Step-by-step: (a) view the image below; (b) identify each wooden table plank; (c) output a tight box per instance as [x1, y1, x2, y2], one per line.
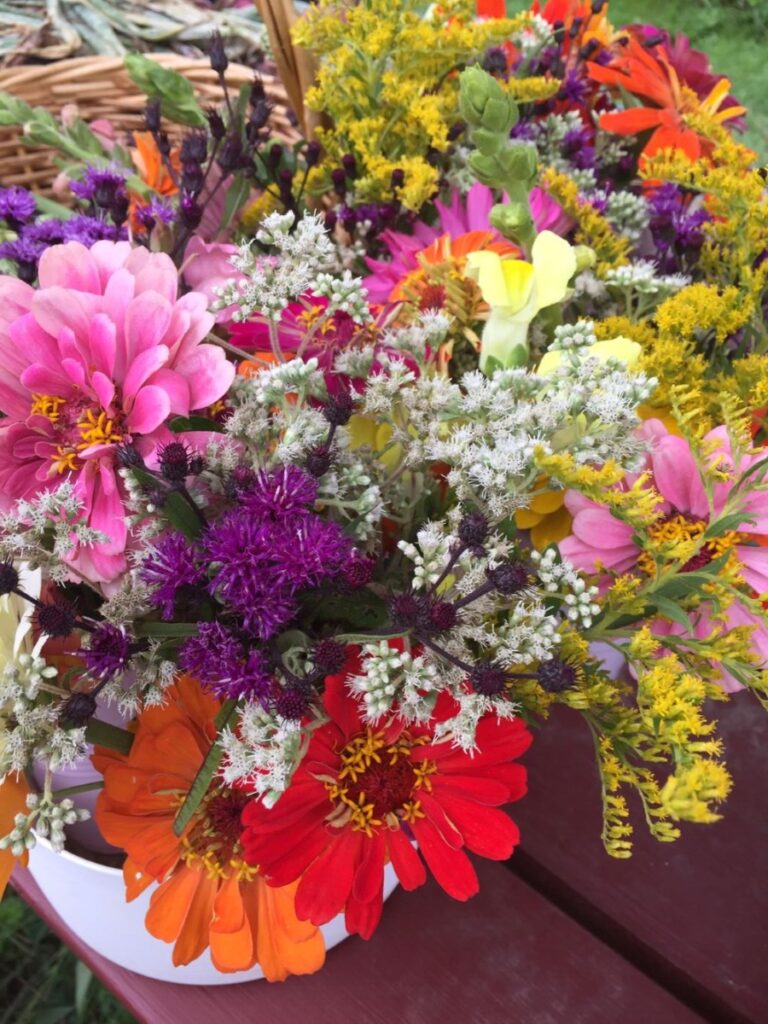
[511, 696, 768, 1024]
[13, 857, 703, 1024]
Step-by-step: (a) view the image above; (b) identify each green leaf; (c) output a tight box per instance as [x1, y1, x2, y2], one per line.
[703, 512, 754, 539]
[173, 700, 237, 837]
[134, 621, 199, 638]
[84, 718, 134, 755]
[168, 415, 226, 434]
[306, 591, 389, 630]
[654, 571, 721, 600]
[219, 173, 252, 233]
[164, 490, 206, 540]
[649, 596, 692, 631]
[74, 962, 93, 1022]
[124, 54, 207, 127]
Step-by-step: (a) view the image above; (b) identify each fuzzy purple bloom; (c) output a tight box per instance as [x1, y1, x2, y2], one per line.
[647, 183, 710, 273]
[70, 166, 128, 208]
[83, 623, 133, 679]
[0, 186, 36, 228]
[238, 465, 318, 519]
[202, 505, 351, 640]
[179, 623, 274, 701]
[134, 197, 176, 231]
[140, 533, 206, 619]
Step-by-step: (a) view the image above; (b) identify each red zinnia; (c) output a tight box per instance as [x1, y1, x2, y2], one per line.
[241, 652, 531, 939]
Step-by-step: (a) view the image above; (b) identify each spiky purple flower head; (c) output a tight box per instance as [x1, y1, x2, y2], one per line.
[141, 533, 206, 619]
[179, 622, 273, 701]
[0, 186, 36, 229]
[83, 623, 134, 679]
[238, 465, 318, 519]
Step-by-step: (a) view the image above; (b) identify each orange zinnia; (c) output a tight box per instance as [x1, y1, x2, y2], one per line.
[391, 229, 517, 305]
[93, 675, 325, 978]
[587, 38, 745, 161]
[0, 774, 30, 898]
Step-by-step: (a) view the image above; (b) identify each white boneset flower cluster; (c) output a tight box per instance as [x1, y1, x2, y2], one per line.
[532, 547, 602, 629]
[549, 319, 599, 352]
[0, 793, 90, 856]
[347, 642, 442, 724]
[0, 485, 108, 584]
[313, 269, 372, 324]
[398, 524, 454, 589]
[220, 705, 304, 803]
[513, 12, 554, 56]
[376, 360, 654, 519]
[604, 260, 690, 297]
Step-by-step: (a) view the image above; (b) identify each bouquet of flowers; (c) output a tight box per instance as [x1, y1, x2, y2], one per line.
[0, 0, 766, 981]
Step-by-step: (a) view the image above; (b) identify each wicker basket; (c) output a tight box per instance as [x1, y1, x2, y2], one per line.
[0, 54, 299, 197]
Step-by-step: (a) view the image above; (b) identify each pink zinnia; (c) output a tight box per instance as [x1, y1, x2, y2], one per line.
[0, 240, 235, 584]
[560, 420, 768, 691]
[364, 183, 574, 304]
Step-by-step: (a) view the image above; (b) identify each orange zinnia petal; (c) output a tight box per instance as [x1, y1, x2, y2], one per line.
[124, 857, 155, 901]
[209, 874, 255, 973]
[146, 866, 202, 943]
[599, 107, 665, 136]
[172, 870, 218, 967]
[0, 775, 30, 897]
[253, 880, 325, 982]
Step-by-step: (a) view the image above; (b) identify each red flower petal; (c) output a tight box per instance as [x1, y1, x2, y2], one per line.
[410, 818, 479, 901]
[387, 829, 427, 891]
[322, 669, 364, 738]
[295, 831, 363, 925]
[352, 830, 385, 905]
[345, 886, 384, 940]
[437, 794, 521, 860]
[430, 774, 511, 805]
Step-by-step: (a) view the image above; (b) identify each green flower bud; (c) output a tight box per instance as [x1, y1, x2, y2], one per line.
[573, 245, 597, 272]
[459, 66, 518, 135]
[489, 202, 534, 239]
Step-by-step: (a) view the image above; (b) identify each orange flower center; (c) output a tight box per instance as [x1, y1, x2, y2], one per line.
[637, 512, 741, 575]
[182, 787, 255, 881]
[324, 730, 436, 836]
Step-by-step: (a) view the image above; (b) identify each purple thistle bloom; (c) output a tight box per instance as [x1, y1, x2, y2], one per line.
[140, 533, 206, 619]
[83, 623, 133, 679]
[70, 165, 128, 207]
[203, 505, 351, 639]
[134, 197, 176, 231]
[238, 465, 318, 519]
[647, 183, 710, 273]
[558, 71, 589, 106]
[179, 623, 273, 701]
[0, 186, 36, 229]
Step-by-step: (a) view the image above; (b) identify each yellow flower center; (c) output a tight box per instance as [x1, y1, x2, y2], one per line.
[181, 787, 256, 882]
[29, 395, 125, 475]
[323, 729, 436, 836]
[638, 512, 741, 576]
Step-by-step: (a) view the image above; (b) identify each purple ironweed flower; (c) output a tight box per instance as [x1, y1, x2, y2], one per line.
[83, 623, 134, 679]
[561, 126, 596, 171]
[238, 465, 318, 519]
[140, 533, 206, 619]
[179, 623, 273, 701]
[70, 165, 128, 209]
[63, 215, 126, 245]
[202, 506, 351, 639]
[557, 70, 589, 106]
[647, 183, 710, 273]
[135, 197, 176, 231]
[0, 186, 36, 229]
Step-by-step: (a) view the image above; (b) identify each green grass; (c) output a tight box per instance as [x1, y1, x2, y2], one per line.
[0, 890, 136, 1024]
[608, 0, 768, 159]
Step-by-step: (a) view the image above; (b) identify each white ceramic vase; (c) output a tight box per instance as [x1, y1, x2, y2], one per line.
[28, 837, 400, 985]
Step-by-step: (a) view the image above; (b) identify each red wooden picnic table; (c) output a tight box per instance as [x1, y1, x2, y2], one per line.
[12, 695, 767, 1024]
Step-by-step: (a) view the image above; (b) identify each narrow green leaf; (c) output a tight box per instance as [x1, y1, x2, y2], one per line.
[219, 173, 252, 233]
[168, 415, 226, 434]
[649, 596, 693, 631]
[703, 512, 754, 539]
[85, 718, 134, 755]
[134, 621, 199, 638]
[163, 490, 206, 539]
[74, 962, 93, 1021]
[124, 54, 207, 127]
[173, 700, 237, 837]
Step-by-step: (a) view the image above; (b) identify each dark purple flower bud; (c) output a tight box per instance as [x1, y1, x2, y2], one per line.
[429, 601, 457, 634]
[111, 193, 129, 227]
[458, 511, 488, 549]
[0, 562, 19, 596]
[181, 162, 205, 194]
[144, 98, 162, 133]
[83, 623, 134, 679]
[59, 691, 98, 727]
[487, 561, 530, 596]
[248, 101, 271, 136]
[158, 441, 192, 483]
[331, 168, 347, 194]
[115, 444, 145, 469]
[322, 389, 355, 427]
[324, 209, 338, 233]
[37, 601, 77, 638]
[178, 194, 203, 230]
[447, 121, 465, 142]
[341, 153, 357, 176]
[390, 168, 405, 189]
[340, 208, 357, 234]
[313, 638, 347, 675]
[208, 30, 229, 74]
[471, 662, 508, 696]
[305, 140, 321, 168]
[273, 683, 312, 721]
[156, 132, 171, 157]
[341, 553, 376, 590]
[181, 132, 208, 164]
[305, 445, 333, 478]
[207, 108, 226, 140]
[537, 658, 577, 693]
[249, 77, 266, 107]
[481, 47, 508, 77]
[268, 143, 284, 169]
[218, 133, 245, 173]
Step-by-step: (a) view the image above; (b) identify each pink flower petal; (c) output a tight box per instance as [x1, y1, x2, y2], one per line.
[124, 293, 173, 363]
[126, 385, 171, 434]
[737, 545, 768, 595]
[88, 313, 117, 377]
[650, 435, 707, 516]
[572, 508, 634, 548]
[123, 344, 170, 401]
[91, 371, 115, 411]
[37, 242, 100, 291]
[145, 369, 190, 416]
[174, 344, 235, 410]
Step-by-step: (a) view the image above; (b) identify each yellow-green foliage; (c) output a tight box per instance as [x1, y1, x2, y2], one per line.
[293, 0, 532, 210]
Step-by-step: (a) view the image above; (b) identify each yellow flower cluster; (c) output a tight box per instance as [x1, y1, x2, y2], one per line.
[293, 0, 532, 210]
[538, 166, 631, 271]
[535, 452, 659, 528]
